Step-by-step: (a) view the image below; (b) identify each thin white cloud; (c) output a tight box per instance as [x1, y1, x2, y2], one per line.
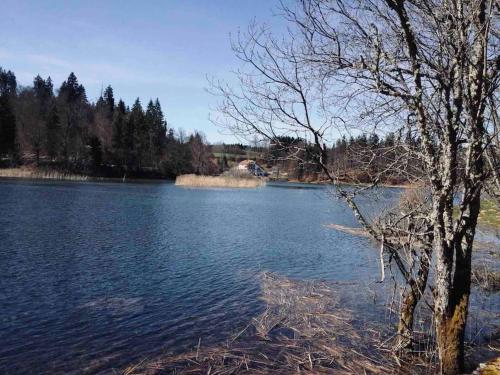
[27, 54, 73, 69]
[22, 53, 205, 89]
[0, 47, 13, 61]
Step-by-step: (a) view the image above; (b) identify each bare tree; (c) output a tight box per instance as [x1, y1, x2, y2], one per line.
[211, 16, 431, 357]
[189, 131, 215, 175]
[211, 1, 499, 373]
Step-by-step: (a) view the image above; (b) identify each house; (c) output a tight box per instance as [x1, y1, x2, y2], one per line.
[238, 160, 267, 177]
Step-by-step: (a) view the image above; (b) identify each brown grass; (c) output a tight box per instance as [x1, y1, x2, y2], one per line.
[124, 272, 432, 375]
[324, 223, 370, 237]
[472, 357, 500, 374]
[472, 265, 500, 293]
[175, 174, 265, 188]
[0, 167, 89, 181]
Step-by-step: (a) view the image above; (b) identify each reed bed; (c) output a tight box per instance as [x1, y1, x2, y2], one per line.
[0, 167, 89, 181]
[125, 272, 431, 374]
[175, 174, 265, 188]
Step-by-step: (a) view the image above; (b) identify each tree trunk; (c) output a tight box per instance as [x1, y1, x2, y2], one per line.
[397, 287, 418, 350]
[396, 246, 431, 350]
[436, 295, 469, 375]
[435, 194, 479, 374]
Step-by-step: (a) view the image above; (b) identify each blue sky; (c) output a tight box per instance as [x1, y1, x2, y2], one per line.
[0, 0, 285, 143]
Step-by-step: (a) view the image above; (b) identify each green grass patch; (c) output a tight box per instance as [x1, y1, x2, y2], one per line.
[452, 200, 500, 229]
[478, 200, 500, 228]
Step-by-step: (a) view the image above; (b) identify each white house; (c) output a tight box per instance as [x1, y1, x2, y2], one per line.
[238, 160, 267, 176]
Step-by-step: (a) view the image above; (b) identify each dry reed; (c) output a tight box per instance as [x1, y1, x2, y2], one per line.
[324, 223, 370, 238]
[0, 167, 89, 181]
[175, 174, 265, 188]
[124, 272, 431, 374]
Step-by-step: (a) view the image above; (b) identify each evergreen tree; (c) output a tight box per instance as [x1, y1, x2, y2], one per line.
[112, 99, 127, 167]
[0, 67, 208, 177]
[103, 86, 114, 120]
[32, 75, 55, 162]
[33, 75, 54, 109]
[0, 68, 18, 158]
[0, 67, 17, 95]
[145, 100, 156, 167]
[59, 72, 86, 103]
[0, 95, 17, 157]
[144, 98, 167, 168]
[58, 72, 88, 163]
[152, 99, 167, 164]
[124, 98, 144, 170]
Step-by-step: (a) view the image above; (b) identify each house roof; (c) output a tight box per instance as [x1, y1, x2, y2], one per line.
[238, 160, 255, 166]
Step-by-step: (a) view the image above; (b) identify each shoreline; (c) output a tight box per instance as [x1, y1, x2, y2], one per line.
[0, 167, 173, 184]
[0, 167, 414, 188]
[273, 178, 415, 189]
[0, 171, 173, 184]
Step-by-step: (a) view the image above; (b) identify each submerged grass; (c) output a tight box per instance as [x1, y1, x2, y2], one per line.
[124, 272, 432, 375]
[175, 174, 266, 188]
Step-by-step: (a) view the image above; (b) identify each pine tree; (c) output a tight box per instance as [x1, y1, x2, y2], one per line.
[58, 72, 88, 163]
[144, 98, 167, 168]
[112, 99, 127, 167]
[103, 86, 114, 120]
[0, 68, 18, 159]
[124, 98, 144, 170]
[145, 100, 156, 167]
[0, 95, 17, 157]
[32, 75, 55, 162]
[152, 99, 167, 166]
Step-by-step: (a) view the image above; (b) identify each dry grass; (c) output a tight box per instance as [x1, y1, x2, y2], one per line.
[324, 223, 370, 238]
[0, 167, 89, 181]
[472, 265, 500, 293]
[175, 174, 265, 188]
[472, 357, 500, 374]
[124, 272, 431, 375]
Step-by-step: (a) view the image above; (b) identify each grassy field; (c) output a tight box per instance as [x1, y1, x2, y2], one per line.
[175, 174, 265, 188]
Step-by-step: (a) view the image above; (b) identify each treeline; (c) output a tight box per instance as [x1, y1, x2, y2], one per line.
[0, 67, 217, 178]
[259, 133, 417, 183]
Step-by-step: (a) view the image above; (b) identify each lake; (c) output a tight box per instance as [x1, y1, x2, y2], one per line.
[0, 180, 496, 374]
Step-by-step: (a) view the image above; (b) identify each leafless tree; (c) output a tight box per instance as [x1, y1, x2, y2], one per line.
[211, 1, 499, 373]
[211, 15, 431, 358]
[189, 131, 217, 175]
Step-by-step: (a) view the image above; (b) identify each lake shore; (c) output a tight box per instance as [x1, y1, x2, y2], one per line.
[277, 178, 415, 189]
[0, 167, 416, 189]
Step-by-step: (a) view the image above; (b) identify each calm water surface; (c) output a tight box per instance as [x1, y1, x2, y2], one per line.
[0, 180, 495, 374]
